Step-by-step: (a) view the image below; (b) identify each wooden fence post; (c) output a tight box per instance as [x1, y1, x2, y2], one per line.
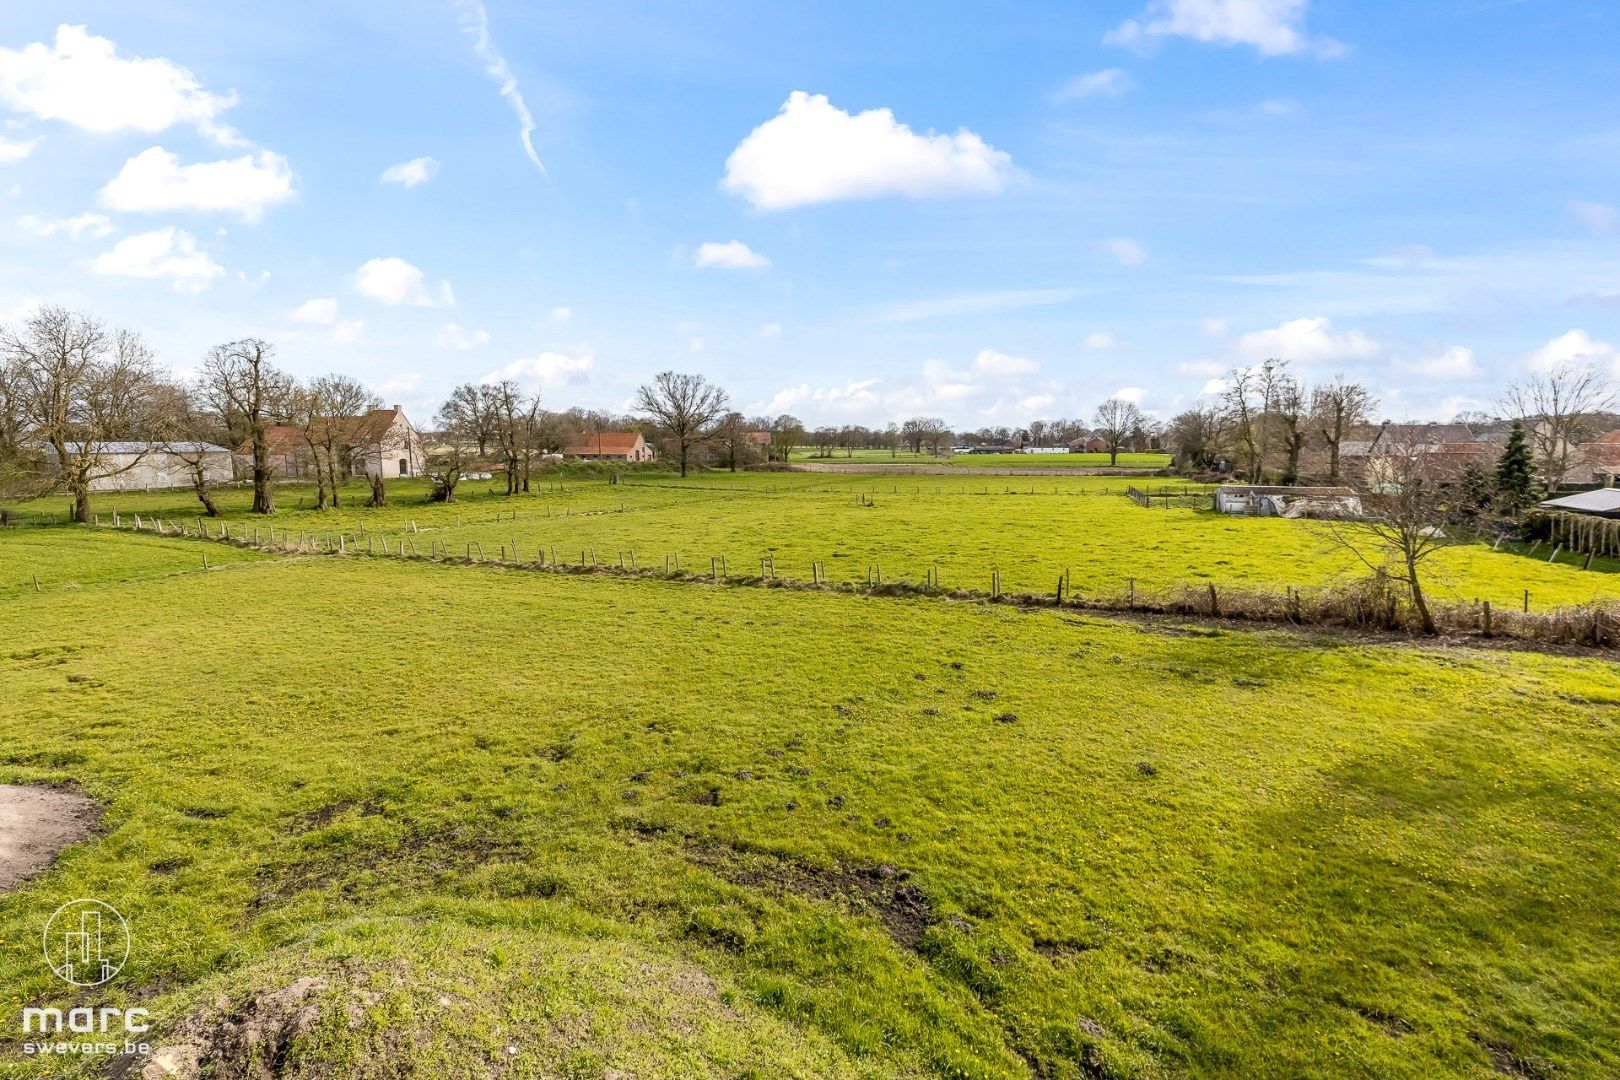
[1482, 600, 1493, 637]
[1208, 583, 1219, 618]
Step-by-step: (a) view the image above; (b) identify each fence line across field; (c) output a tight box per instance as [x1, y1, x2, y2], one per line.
[12, 513, 1616, 645]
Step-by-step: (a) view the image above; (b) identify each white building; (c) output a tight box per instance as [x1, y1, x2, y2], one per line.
[47, 442, 234, 492]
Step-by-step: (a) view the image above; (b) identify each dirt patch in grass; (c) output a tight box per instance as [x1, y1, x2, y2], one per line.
[682, 841, 934, 951]
[0, 783, 100, 892]
[114, 976, 357, 1080]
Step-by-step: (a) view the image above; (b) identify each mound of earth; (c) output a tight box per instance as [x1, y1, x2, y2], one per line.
[0, 783, 100, 891]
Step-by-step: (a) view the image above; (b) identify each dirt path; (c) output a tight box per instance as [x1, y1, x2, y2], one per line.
[0, 784, 100, 892]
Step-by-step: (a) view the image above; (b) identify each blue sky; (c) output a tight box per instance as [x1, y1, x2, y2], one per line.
[2, 0, 1618, 429]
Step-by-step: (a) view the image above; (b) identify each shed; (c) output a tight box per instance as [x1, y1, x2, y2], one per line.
[1536, 488, 1620, 519]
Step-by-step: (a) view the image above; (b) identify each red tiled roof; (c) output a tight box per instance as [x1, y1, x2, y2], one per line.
[563, 432, 644, 456]
[235, 408, 408, 456]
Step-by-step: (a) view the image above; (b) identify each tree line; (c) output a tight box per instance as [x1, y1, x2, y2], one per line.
[4, 304, 1616, 523]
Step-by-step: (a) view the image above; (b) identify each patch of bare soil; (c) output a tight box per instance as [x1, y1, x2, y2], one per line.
[0, 783, 100, 892]
[681, 841, 934, 950]
[112, 977, 341, 1080]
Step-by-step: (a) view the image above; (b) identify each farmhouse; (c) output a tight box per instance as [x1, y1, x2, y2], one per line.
[241, 406, 425, 480]
[45, 442, 233, 491]
[1214, 485, 1362, 518]
[563, 432, 655, 462]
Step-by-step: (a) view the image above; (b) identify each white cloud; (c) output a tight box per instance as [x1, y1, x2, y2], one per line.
[759, 322, 783, 339]
[1400, 345, 1481, 379]
[694, 240, 771, 270]
[289, 297, 337, 325]
[1052, 68, 1135, 103]
[454, 1, 544, 175]
[689, 337, 706, 353]
[550, 306, 572, 325]
[90, 226, 223, 292]
[436, 322, 490, 350]
[878, 287, 1078, 323]
[353, 257, 453, 307]
[972, 348, 1039, 376]
[0, 25, 241, 143]
[1201, 316, 1231, 337]
[1236, 316, 1379, 363]
[379, 373, 423, 398]
[1019, 393, 1057, 412]
[483, 348, 593, 387]
[752, 378, 882, 417]
[381, 156, 440, 187]
[1568, 199, 1618, 234]
[723, 91, 1018, 210]
[1084, 331, 1123, 351]
[330, 320, 364, 345]
[1200, 377, 1230, 397]
[98, 146, 295, 222]
[1113, 386, 1148, 405]
[0, 136, 40, 164]
[1105, 237, 1147, 266]
[1524, 329, 1620, 374]
[1177, 359, 1225, 376]
[1105, 0, 1342, 58]
[18, 211, 114, 239]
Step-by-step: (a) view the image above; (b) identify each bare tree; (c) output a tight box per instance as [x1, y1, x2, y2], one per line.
[1271, 371, 1309, 484]
[1501, 363, 1615, 493]
[312, 375, 376, 506]
[440, 383, 500, 458]
[1093, 397, 1143, 467]
[1313, 376, 1376, 483]
[157, 380, 233, 517]
[1221, 366, 1262, 482]
[484, 380, 544, 494]
[428, 393, 483, 503]
[635, 371, 729, 477]
[1318, 439, 1457, 634]
[0, 337, 39, 499]
[768, 414, 803, 462]
[713, 411, 760, 472]
[1, 306, 165, 522]
[198, 338, 289, 514]
[1166, 405, 1227, 470]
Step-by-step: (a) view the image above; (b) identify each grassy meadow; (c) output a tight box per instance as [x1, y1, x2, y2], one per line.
[20, 469, 1620, 612]
[792, 451, 1173, 469]
[1, 531, 1618, 1078]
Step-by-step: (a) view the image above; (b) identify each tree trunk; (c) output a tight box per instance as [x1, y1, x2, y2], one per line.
[1327, 440, 1341, 482]
[72, 485, 91, 524]
[1406, 552, 1436, 634]
[251, 430, 274, 514]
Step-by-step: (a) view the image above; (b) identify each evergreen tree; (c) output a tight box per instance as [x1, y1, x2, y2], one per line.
[1495, 421, 1536, 514]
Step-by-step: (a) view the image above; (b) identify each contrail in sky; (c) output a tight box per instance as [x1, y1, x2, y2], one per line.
[454, 0, 546, 176]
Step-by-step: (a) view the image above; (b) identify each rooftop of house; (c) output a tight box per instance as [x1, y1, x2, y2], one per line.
[563, 432, 644, 455]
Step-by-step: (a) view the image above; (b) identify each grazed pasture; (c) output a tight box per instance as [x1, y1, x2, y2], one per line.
[19, 470, 1617, 610]
[1, 533, 1617, 1078]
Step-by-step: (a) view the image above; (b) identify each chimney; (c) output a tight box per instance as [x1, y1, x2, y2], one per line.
[391, 404, 401, 412]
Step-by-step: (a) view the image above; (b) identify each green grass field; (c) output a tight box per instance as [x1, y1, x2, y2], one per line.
[1, 531, 1617, 1078]
[19, 471, 1616, 612]
[793, 451, 1172, 469]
